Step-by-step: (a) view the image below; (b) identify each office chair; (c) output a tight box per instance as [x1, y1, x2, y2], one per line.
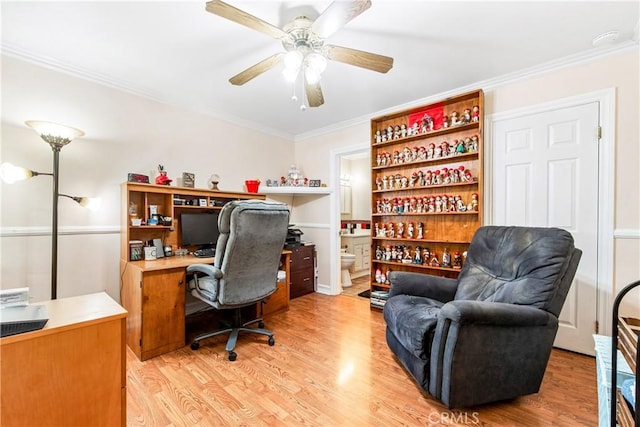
[186, 200, 290, 361]
[383, 226, 582, 407]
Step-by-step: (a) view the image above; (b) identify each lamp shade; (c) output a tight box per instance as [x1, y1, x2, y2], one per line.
[25, 120, 85, 148]
[0, 163, 34, 183]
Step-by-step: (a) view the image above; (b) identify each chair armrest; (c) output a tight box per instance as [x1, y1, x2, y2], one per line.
[439, 300, 554, 327]
[389, 271, 458, 302]
[186, 263, 223, 279]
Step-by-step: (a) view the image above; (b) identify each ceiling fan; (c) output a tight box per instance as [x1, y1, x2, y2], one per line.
[205, 0, 394, 108]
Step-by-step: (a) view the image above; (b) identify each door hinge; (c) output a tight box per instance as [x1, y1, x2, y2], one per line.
[595, 320, 599, 334]
[597, 126, 602, 140]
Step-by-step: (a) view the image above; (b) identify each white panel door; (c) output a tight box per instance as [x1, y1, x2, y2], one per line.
[492, 102, 599, 355]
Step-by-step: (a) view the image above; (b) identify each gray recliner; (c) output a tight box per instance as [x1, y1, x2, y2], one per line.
[383, 226, 582, 408]
[186, 200, 289, 361]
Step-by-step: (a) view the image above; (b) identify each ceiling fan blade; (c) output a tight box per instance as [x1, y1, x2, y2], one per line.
[229, 53, 284, 86]
[312, 0, 372, 39]
[206, 0, 290, 41]
[305, 81, 324, 108]
[325, 45, 393, 73]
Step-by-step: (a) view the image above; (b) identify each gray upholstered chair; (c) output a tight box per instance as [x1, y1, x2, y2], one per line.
[383, 226, 582, 408]
[186, 200, 289, 361]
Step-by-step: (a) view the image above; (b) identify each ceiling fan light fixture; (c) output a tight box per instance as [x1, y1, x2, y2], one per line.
[304, 66, 321, 85]
[284, 50, 303, 69]
[283, 66, 300, 82]
[306, 52, 327, 74]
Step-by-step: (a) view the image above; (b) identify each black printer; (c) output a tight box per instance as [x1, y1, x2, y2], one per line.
[285, 225, 303, 248]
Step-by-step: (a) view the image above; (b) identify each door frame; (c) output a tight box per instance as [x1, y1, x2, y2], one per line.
[329, 143, 370, 296]
[484, 88, 615, 336]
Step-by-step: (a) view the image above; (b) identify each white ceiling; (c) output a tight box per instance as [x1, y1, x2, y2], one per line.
[2, 1, 639, 140]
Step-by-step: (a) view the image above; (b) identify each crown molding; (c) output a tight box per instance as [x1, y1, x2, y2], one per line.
[294, 41, 639, 142]
[1, 43, 296, 141]
[3, 39, 637, 144]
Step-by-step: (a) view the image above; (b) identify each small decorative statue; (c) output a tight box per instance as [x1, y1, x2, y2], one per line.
[442, 248, 452, 268]
[472, 105, 480, 122]
[155, 165, 172, 186]
[453, 251, 463, 269]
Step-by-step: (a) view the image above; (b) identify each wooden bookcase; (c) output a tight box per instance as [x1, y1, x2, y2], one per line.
[369, 89, 484, 306]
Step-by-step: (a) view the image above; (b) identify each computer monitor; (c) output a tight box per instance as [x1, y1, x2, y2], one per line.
[180, 212, 220, 247]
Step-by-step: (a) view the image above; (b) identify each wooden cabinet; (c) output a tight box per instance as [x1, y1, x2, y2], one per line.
[289, 245, 315, 299]
[369, 89, 484, 304]
[0, 293, 127, 427]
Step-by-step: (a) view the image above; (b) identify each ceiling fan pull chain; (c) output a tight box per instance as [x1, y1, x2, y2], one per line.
[300, 72, 307, 111]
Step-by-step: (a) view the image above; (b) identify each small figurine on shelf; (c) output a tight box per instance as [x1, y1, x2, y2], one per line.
[442, 248, 452, 268]
[421, 248, 430, 265]
[400, 123, 408, 138]
[455, 139, 466, 155]
[429, 253, 440, 267]
[453, 251, 463, 269]
[468, 192, 479, 212]
[442, 115, 449, 128]
[413, 246, 422, 264]
[450, 111, 460, 126]
[374, 130, 382, 143]
[472, 105, 480, 122]
[394, 125, 401, 139]
[461, 108, 472, 124]
[407, 222, 414, 239]
[417, 222, 424, 239]
[397, 222, 404, 239]
[422, 114, 434, 132]
[375, 268, 383, 283]
[411, 122, 420, 136]
[155, 165, 172, 186]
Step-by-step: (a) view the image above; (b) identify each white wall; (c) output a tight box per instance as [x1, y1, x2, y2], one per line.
[1, 55, 294, 303]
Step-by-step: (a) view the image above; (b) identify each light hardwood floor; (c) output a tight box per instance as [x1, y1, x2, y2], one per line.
[127, 293, 598, 426]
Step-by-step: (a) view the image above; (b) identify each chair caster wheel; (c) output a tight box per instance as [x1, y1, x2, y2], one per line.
[268, 336, 275, 346]
[191, 342, 200, 350]
[258, 321, 265, 328]
[228, 351, 237, 361]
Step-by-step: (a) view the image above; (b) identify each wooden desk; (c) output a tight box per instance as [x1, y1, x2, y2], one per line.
[0, 292, 127, 427]
[121, 252, 290, 361]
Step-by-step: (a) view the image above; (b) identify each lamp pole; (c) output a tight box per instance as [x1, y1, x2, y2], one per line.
[51, 145, 61, 299]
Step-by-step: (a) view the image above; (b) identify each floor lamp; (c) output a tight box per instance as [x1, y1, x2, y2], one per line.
[0, 121, 101, 300]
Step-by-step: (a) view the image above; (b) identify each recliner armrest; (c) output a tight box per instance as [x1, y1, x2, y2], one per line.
[186, 263, 223, 279]
[439, 300, 554, 327]
[389, 271, 458, 302]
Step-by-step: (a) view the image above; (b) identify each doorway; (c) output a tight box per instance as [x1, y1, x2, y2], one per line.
[329, 144, 370, 296]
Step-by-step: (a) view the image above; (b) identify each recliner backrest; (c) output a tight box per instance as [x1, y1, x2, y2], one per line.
[214, 200, 290, 306]
[454, 226, 581, 316]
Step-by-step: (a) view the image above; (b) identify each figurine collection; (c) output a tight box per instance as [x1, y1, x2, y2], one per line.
[375, 135, 479, 166]
[375, 193, 478, 215]
[373, 105, 480, 144]
[373, 246, 465, 283]
[376, 165, 475, 191]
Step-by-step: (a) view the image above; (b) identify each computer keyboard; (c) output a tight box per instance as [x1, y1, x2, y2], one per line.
[193, 247, 216, 258]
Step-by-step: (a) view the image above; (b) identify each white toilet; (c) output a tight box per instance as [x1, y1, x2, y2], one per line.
[340, 248, 356, 288]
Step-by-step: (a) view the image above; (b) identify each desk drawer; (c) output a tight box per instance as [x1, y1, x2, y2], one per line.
[290, 270, 314, 299]
[290, 245, 314, 271]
